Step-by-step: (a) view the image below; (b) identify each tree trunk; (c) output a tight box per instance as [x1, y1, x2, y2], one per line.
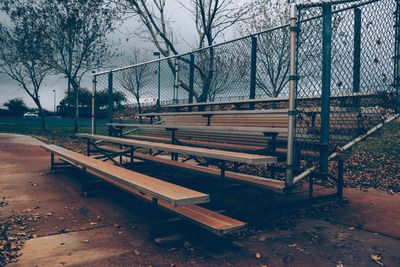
[138, 104, 143, 123]
[71, 80, 80, 134]
[33, 98, 48, 131]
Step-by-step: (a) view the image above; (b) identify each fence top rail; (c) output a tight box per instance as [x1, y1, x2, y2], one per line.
[162, 91, 383, 109]
[93, 23, 290, 76]
[297, 0, 378, 9]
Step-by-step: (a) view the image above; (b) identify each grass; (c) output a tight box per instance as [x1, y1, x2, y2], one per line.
[0, 116, 108, 138]
[0, 117, 108, 153]
[354, 119, 400, 161]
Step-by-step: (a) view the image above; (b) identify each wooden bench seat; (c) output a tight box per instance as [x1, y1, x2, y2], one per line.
[88, 167, 247, 235]
[107, 123, 288, 135]
[139, 109, 289, 117]
[124, 134, 320, 158]
[125, 134, 264, 151]
[133, 152, 286, 192]
[76, 133, 278, 165]
[41, 144, 209, 206]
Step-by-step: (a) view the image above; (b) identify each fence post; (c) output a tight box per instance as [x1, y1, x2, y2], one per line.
[250, 36, 257, 109]
[394, 0, 400, 113]
[157, 59, 161, 113]
[174, 59, 180, 104]
[189, 54, 195, 111]
[353, 8, 362, 108]
[107, 72, 113, 124]
[320, 4, 333, 178]
[91, 75, 97, 134]
[286, 3, 298, 187]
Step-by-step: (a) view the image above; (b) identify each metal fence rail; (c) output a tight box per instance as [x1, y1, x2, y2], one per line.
[91, 0, 399, 186]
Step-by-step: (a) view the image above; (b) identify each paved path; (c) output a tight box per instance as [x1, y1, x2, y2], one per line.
[0, 133, 399, 266]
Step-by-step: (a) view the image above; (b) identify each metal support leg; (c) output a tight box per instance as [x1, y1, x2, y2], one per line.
[337, 159, 345, 198]
[50, 152, 55, 173]
[233, 162, 239, 172]
[220, 161, 226, 180]
[169, 129, 178, 161]
[204, 114, 212, 126]
[119, 144, 123, 164]
[308, 175, 314, 200]
[130, 146, 134, 165]
[86, 139, 91, 156]
[218, 161, 226, 208]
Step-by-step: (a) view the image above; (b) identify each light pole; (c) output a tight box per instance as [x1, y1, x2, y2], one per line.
[153, 51, 161, 112]
[52, 89, 56, 113]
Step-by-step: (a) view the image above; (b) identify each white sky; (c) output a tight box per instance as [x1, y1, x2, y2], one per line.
[0, 0, 279, 110]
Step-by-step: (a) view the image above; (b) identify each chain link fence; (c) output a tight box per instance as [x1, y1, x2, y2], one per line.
[295, 0, 398, 179]
[92, 0, 399, 185]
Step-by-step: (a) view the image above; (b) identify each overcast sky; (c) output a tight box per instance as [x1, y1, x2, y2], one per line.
[0, 0, 247, 110]
[0, 0, 329, 110]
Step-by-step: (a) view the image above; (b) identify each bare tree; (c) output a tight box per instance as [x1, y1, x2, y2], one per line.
[119, 49, 152, 122]
[119, 0, 253, 103]
[239, 0, 291, 98]
[0, 16, 51, 130]
[3, 0, 118, 133]
[193, 48, 249, 102]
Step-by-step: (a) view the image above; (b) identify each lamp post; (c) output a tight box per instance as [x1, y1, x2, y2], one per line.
[52, 89, 56, 113]
[153, 51, 161, 112]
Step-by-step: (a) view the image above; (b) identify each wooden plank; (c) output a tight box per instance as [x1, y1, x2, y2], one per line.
[107, 123, 288, 134]
[60, 158, 246, 235]
[134, 152, 286, 192]
[139, 109, 289, 117]
[41, 144, 209, 206]
[76, 133, 277, 164]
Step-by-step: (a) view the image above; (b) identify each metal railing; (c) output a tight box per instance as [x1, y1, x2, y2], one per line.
[91, 0, 399, 187]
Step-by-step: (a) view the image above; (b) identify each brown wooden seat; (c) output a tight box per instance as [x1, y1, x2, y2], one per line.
[41, 144, 209, 206]
[41, 144, 247, 235]
[133, 152, 286, 192]
[76, 133, 278, 165]
[87, 167, 247, 235]
[107, 123, 288, 135]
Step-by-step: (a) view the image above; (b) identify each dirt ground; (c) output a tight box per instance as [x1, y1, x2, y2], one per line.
[1, 133, 399, 267]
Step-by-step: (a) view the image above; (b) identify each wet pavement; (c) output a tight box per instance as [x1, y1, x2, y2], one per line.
[0, 133, 399, 266]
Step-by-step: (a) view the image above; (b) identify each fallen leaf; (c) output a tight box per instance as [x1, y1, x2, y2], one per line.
[257, 233, 268, 242]
[370, 254, 384, 266]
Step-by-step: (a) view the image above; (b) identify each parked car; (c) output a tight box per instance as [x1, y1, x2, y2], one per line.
[23, 112, 39, 118]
